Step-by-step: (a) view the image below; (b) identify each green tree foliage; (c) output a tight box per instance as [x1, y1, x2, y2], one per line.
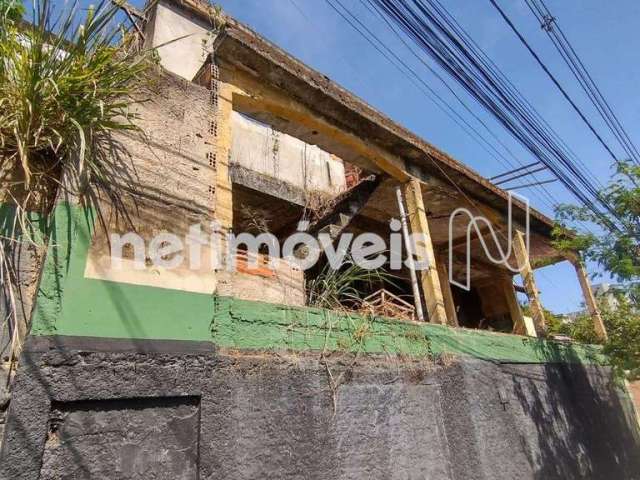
[546, 309, 600, 345]
[554, 160, 640, 301]
[601, 298, 640, 380]
[522, 303, 568, 336]
[0, 0, 24, 22]
[553, 159, 640, 379]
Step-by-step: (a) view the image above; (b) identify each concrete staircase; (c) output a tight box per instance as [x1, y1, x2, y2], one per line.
[309, 175, 382, 240]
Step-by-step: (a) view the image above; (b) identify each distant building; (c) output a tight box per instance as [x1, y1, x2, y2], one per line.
[592, 282, 628, 310]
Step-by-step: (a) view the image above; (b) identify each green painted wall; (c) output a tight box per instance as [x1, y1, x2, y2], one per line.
[26, 202, 605, 364]
[30, 202, 214, 342]
[0, 204, 49, 241]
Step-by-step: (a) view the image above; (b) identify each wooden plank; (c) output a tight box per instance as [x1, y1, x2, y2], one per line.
[436, 254, 459, 327]
[403, 178, 448, 324]
[513, 229, 546, 334]
[569, 255, 608, 341]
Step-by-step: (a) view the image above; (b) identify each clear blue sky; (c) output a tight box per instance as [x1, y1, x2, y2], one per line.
[130, 0, 639, 312]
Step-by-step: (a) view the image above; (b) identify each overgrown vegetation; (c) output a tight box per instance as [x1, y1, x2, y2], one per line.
[543, 297, 640, 380]
[0, 0, 154, 212]
[553, 159, 640, 380]
[554, 160, 639, 302]
[532, 302, 601, 345]
[0, 0, 154, 366]
[306, 255, 394, 310]
[304, 252, 435, 411]
[302, 190, 338, 224]
[601, 298, 640, 380]
[0, 0, 23, 21]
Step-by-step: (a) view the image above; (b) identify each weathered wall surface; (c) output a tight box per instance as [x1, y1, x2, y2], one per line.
[627, 380, 640, 427]
[40, 396, 199, 480]
[1, 341, 638, 480]
[146, 0, 213, 81]
[216, 254, 305, 306]
[83, 69, 218, 296]
[80, 69, 304, 305]
[231, 111, 346, 199]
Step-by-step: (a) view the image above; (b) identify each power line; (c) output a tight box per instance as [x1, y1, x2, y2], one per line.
[505, 178, 557, 190]
[368, 0, 630, 236]
[287, 0, 370, 94]
[494, 165, 548, 186]
[489, 161, 541, 181]
[422, 0, 604, 193]
[421, 0, 604, 193]
[316, 0, 598, 236]
[360, 0, 524, 169]
[359, 0, 598, 220]
[359, 0, 562, 209]
[488, 0, 623, 166]
[323, 0, 516, 173]
[412, 0, 603, 235]
[324, 0, 562, 214]
[524, 0, 640, 167]
[324, 0, 563, 246]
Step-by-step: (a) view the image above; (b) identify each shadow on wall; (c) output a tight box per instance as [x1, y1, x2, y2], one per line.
[506, 345, 640, 480]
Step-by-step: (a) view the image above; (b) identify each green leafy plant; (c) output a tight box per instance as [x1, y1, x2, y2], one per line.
[0, 0, 24, 21]
[524, 303, 572, 336]
[0, 0, 154, 368]
[551, 298, 640, 380]
[553, 159, 639, 378]
[549, 309, 601, 345]
[0, 0, 155, 211]
[553, 160, 640, 302]
[306, 255, 394, 311]
[601, 298, 640, 380]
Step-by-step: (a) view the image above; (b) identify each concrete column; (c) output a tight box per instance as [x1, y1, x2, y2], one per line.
[403, 178, 447, 324]
[214, 77, 236, 231]
[501, 276, 533, 336]
[569, 255, 608, 341]
[436, 254, 459, 327]
[513, 229, 546, 335]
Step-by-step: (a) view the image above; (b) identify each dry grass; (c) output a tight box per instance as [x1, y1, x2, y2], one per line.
[302, 190, 337, 223]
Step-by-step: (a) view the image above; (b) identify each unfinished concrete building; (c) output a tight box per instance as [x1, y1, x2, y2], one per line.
[1, 1, 639, 478]
[142, 0, 607, 337]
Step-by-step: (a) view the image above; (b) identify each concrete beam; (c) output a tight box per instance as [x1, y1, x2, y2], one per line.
[214, 79, 237, 231]
[403, 178, 447, 324]
[229, 164, 307, 206]
[226, 67, 409, 182]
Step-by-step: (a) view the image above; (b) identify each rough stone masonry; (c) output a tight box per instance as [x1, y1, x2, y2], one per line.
[1, 338, 639, 480]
